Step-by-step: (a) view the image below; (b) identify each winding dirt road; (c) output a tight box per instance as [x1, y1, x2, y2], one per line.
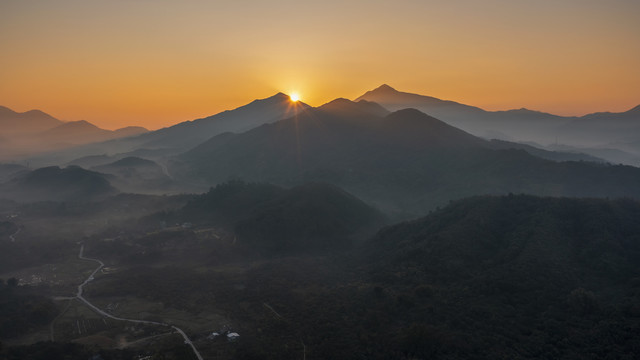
[77, 245, 204, 360]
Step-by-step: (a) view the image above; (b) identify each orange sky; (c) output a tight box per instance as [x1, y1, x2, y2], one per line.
[1, 0, 639, 130]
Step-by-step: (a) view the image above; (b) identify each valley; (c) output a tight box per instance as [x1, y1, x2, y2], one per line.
[1, 180, 639, 359]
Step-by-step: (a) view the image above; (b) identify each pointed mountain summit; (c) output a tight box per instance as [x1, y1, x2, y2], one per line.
[356, 84, 499, 137]
[356, 84, 481, 111]
[364, 84, 398, 95]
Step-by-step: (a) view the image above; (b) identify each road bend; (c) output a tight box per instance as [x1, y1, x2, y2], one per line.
[77, 245, 204, 360]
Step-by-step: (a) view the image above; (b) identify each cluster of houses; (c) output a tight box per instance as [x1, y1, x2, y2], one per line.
[206, 325, 239, 342]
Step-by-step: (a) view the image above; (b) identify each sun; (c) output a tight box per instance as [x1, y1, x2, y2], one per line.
[290, 93, 300, 102]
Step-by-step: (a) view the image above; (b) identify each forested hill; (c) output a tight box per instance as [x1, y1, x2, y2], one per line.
[0, 166, 117, 202]
[362, 195, 640, 358]
[369, 195, 640, 278]
[87, 194, 640, 359]
[177, 181, 384, 253]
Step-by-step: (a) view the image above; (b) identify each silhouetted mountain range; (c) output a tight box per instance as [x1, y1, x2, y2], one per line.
[134, 92, 311, 151]
[0, 106, 63, 135]
[356, 85, 640, 161]
[3, 86, 640, 360]
[171, 98, 640, 217]
[15, 87, 638, 168]
[0, 106, 148, 161]
[39, 120, 147, 148]
[3, 88, 639, 211]
[31, 93, 312, 165]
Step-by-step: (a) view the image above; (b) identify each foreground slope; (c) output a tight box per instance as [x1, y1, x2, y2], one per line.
[364, 195, 640, 358]
[72, 195, 640, 359]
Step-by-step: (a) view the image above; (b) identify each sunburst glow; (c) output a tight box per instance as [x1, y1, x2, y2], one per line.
[290, 93, 300, 102]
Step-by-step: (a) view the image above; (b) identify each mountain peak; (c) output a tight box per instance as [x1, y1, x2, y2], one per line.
[249, 92, 307, 106]
[374, 84, 398, 93]
[23, 109, 54, 117]
[245, 93, 287, 106]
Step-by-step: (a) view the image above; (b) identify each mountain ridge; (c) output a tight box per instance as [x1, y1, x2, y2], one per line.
[23, 92, 313, 166]
[174, 99, 640, 217]
[0, 106, 64, 135]
[0, 106, 149, 161]
[356, 85, 640, 162]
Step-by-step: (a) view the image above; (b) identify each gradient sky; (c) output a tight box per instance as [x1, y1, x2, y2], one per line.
[1, 0, 639, 130]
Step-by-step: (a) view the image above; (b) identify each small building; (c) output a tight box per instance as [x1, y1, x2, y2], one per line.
[227, 332, 240, 342]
